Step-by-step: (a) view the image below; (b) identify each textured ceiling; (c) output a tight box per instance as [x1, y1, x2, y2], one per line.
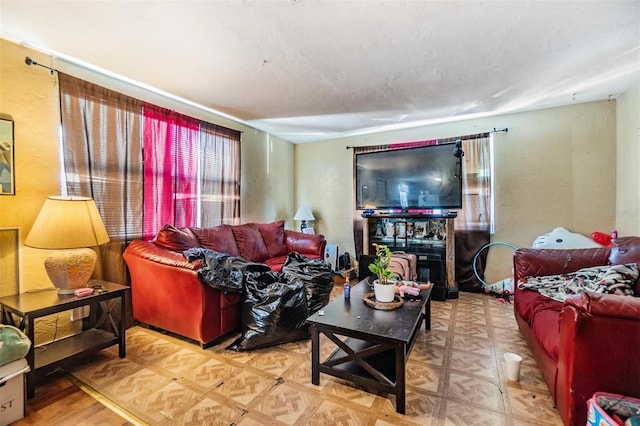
[1, 1, 639, 143]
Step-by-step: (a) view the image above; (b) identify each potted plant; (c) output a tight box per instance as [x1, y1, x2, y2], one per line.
[368, 243, 396, 302]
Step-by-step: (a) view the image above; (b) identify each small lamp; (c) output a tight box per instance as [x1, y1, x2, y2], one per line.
[293, 206, 315, 232]
[24, 196, 110, 294]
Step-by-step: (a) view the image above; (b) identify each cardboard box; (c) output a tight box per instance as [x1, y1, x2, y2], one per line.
[0, 359, 29, 426]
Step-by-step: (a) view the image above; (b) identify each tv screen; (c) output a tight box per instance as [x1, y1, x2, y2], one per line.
[355, 143, 462, 211]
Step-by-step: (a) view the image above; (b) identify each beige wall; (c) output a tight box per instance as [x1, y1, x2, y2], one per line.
[295, 101, 619, 283]
[615, 81, 640, 236]
[0, 41, 61, 293]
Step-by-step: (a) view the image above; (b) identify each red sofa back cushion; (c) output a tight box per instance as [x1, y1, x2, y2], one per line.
[609, 237, 640, 265]
[258, 220, 288, 258]
[191, 225, 241, 257]
[154, 225, 200, 252]
[609, 237, 640, 295]
[232, 223, 270, 262]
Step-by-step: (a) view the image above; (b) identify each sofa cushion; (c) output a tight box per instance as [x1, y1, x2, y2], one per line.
[609, 237, 640, 265]
[258, 220, 288, 258]
[154, 225, 200, 252]
[264, 255, 288, 272]
[191, 225, 241, 257]
[232, 223, 270, 263]
[531, 308, 561, 362]
[607, 236, 640, 295]
[515, 287, 563, 325]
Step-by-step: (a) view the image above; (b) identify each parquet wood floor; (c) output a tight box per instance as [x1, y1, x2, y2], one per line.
[13, 289, 563, 425]
[11, 369, 135, 426]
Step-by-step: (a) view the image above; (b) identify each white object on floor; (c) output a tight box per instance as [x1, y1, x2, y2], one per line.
[532, 227, 602, 249]
[504, 352, 522, 382]
[485, 277, 514, 295]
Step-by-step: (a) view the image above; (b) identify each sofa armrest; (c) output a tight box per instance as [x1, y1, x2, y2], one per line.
[123, 240, 241, 345]
[556, 292, 640, 425]
[564, 292, 640, 320]
[284, 230, 326, 257]
[513, 247, 611, 284]
[124, 240, 198, 270]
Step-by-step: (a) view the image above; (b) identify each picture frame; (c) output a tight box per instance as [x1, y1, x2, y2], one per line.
[0, 114, 15, 195]
[406, 222, 415, 238]
[303, 227, 315, 235]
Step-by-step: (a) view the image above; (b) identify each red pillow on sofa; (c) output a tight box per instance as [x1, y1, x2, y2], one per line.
[258, 220, 288, 258]
[153, 225, 200, 252]
[191, 225, 241, 257]
[232, 223, 270, 262]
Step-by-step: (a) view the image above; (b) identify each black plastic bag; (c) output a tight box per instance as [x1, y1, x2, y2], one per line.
[227, 271, 310, 351]
[282, 252, 334, 315]
[184, 247, 270, 293]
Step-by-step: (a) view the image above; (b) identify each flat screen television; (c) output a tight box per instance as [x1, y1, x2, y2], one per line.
[355, 143, 462, 211]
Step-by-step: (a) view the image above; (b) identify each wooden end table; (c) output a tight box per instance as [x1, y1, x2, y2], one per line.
[0, 279, 128, 398]
[307, 278, 431, 414]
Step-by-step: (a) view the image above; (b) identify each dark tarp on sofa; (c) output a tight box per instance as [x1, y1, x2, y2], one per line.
[184, 247, 270, 293]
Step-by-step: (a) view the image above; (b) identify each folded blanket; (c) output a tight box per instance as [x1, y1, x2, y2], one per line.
[518, 263, 639, 302]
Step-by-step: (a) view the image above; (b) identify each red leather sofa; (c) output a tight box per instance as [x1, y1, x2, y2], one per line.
[513, 236, 640, 425]
[123, 220, 326, 347]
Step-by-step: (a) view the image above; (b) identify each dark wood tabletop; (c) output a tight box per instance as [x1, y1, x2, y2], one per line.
[307, 278, 431, 343]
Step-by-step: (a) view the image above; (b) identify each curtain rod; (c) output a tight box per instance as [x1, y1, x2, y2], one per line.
[25, 56, 57, 74]
[346, 128, 508, 150]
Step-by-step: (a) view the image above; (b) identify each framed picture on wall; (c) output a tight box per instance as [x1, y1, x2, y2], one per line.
[0, 114, 15, 195]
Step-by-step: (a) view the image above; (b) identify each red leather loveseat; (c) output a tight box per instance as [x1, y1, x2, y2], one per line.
[513, 236, 640, 425]
[123, 220, 326, 347]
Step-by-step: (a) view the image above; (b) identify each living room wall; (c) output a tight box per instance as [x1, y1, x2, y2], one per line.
[616, 81, 640, 236]
[0, 38, 296, 295]
[295, 100, 622, 284]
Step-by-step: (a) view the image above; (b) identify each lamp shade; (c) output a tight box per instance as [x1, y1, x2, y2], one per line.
[25, 196, 110, 249]
[293, 206, 315, 221]
[25, 196, 110, 294]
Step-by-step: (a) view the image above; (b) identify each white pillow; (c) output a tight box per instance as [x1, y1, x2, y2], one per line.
[532, 227, 602, 249]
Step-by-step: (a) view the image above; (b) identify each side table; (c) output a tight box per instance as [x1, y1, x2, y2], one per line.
[0, 279, 128, 398]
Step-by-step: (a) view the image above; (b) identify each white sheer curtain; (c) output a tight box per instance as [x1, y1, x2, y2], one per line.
[458, 134, 493, 233]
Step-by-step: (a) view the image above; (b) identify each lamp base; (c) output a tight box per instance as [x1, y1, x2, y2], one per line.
[44, 248, 97, 294]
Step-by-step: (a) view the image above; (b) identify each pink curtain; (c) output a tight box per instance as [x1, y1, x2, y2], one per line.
[143, 105, 199, 240]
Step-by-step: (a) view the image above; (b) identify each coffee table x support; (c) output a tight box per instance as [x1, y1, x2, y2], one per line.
[308, 279, 431, 414]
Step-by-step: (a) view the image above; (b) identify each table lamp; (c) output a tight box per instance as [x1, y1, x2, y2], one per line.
[293, 206, 315, 232]
[24, 196, 110, 294]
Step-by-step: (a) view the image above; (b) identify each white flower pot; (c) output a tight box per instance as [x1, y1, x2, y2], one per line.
[373, 281, 396, 302]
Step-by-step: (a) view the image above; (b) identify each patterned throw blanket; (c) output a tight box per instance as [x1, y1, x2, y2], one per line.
[518, 263, 639, 303]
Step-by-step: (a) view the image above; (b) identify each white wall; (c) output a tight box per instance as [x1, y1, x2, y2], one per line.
[615, 81, 640, 236]
[295, 101, 618, 283]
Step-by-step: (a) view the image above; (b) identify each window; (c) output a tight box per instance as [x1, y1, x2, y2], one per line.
[58, 72, 240, 283]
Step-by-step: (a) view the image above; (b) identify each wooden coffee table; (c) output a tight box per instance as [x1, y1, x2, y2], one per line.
[307, 278, 431, 414]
